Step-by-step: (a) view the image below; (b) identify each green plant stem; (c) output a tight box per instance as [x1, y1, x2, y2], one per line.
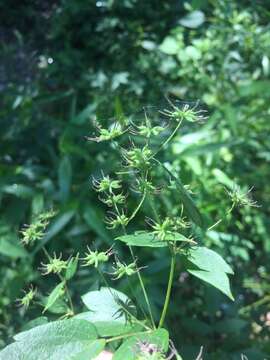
[127, 189, 147, 225]
[152, 119, 182, 158]
[113, 202, 156, 329]
[129, 245, 156, 329]
[158, 251, 176, 328]
[207, 203, 235, 231]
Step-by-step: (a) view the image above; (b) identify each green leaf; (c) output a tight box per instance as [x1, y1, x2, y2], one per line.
[58, 156, 72, 203]
[0, 319, 103, 360]
[112, 329, 169, 360]
[42, 298, 69, 315]
[117, 231, 194, 247]
[80, 287, 137, 337]
[117, 231, 167, 247]
[2, 184, 34, 199]
[187, 247, 234, 275]
[160, 162, 203, 227]
[0, 233, 28, 259]
[179, 11, 205, 28]
[184, 246, 234, 300]
[65, 254, 79, 280]
[163, 232, 196, 243]
[43, 282, 65, 314]
[21, 317, 48, 332]
[83, 205, 111, 244]
[72, 103, 97, 125]
[159, 37, 180, 55]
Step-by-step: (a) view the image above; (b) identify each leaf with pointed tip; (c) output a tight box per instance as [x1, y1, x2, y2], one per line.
[43, 282, 65, 314]
[184, 246, 234, 300]
[117, 232, 167, 247]
[65, 254, 79, 280]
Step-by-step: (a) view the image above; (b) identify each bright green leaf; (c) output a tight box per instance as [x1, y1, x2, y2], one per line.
[184, 246, 234, 300]
[43, 282, 65, 314]
[65, 254, 79, 280]
[117, 232, 167, 247]
[80, 287, 137, 337]
[159, 37, 180, 55]
[112, 329, 169, 360]
[179, 11, 205, 28]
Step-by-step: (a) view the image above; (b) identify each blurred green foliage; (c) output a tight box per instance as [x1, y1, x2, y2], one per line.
[1, 0, 270, 358]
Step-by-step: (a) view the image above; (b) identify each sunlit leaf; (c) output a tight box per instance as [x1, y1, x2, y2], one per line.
[80, 287, 137, 337]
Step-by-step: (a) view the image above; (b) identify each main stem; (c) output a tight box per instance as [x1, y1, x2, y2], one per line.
[114, 201, 156, 329]
[158, 252, 176, 328]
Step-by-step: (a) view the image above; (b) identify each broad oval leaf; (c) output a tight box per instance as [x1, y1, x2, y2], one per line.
[112, 329, 169, 360]
[0, 319, 103, 360]
[80, 287, 137, 337]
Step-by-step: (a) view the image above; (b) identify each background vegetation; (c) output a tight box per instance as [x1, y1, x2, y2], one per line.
[1, 0, 270, 358]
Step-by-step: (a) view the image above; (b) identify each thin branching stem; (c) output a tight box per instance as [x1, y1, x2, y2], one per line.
[113, 202, 156, 329]
[158, 249, 176, 328]
[152, 119, 183, 158]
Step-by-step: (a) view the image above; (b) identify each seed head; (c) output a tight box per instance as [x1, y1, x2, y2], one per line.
[123, 146, 152, 170]
[111, 260, 138, 280]
[86, 122, 125, 142]
[18, 286, 36, 309]
[82, 246, 113, 268]
[227, 185, 258, 208]
[100, 193, 126, 207]
[148, 217, 174, 241]
[105, 212, 129, 229]
[137, 125, 165, 138]
[21, 210, 56, 246]
[160, 100, 207, 123]
[93, 175, 122, 193]
[41, 253, 68, 275]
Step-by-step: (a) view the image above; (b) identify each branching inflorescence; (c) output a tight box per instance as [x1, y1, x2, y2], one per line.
[13, 99, 257, 359]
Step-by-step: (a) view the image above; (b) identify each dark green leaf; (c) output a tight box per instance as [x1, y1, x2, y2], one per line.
[58, 156, 72, 203]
